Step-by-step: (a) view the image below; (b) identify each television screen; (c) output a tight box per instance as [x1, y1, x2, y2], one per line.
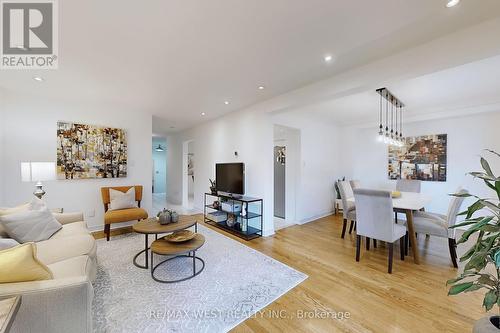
[216, 163, 245, 195]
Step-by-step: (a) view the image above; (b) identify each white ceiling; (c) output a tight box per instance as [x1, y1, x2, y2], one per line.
[1, 0, 500, 132]
[305, 54, 500, 126]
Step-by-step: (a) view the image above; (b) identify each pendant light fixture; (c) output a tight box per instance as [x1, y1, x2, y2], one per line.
[155, 144, 165, 152]
[376, 88, 405, 147]
[378, 92, 384, 141]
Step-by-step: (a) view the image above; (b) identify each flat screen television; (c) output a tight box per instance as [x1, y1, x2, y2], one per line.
[216, 163, 245, 195]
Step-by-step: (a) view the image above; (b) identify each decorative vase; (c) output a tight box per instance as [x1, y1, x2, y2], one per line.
[170, 211, 179, 223]
[157, 209, 171, 225]
[226, 214, 235, 227]
[473, 316, 500, 333]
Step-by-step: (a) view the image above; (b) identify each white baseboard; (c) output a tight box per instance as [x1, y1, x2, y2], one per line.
[298, 210, 334, 225]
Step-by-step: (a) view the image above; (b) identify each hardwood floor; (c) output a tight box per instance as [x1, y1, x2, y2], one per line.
[202, 214, 484, 333]
[93, 214, 485, 332]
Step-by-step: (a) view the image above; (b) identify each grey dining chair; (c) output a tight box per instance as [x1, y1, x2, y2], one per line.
[337, 180, 356, 238]
[353, 189, 406, 273]
[396, 179, 421, 193]
[411, 188, 467, 268]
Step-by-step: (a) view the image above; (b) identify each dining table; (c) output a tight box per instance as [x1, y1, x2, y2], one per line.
[347, 191, 432, 264]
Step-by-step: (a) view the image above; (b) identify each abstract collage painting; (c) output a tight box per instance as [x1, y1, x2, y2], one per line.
[388, 134, 447, 182]
[57, 121, 127, 179]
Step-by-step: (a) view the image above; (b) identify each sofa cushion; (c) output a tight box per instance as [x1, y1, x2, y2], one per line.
[36, 234, 96, 265]
[0, 238, 20, 250]
[0, 207, 62, 243]
[0, 243, 53, 283]
[104, 207, 148, 224]
[0, 203, 30, 237]
[47, 255, 95, 280]
[50, 222, 90, 239]
[0, 203, 30, 217]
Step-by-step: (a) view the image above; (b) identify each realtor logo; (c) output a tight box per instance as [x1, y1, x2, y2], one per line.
[1, 0, 58, 69]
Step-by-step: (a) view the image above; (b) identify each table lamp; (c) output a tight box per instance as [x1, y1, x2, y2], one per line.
[21, 162, 56, 199]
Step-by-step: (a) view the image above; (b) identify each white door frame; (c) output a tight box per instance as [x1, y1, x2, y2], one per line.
[182, 139, 194, 208]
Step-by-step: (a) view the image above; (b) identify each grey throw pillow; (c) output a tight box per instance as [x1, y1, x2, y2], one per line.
[0, 207, 62, 243]
[0, 238, 20, 250]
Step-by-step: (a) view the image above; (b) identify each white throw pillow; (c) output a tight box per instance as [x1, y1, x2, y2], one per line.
[0, 207, 62, 243]
[0, 201, 31, 237]
[109, 187, 137, 211]
[0, 238, 20, 250]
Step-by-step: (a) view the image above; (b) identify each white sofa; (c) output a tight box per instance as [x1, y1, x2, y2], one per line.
[0, 212, 96, 333]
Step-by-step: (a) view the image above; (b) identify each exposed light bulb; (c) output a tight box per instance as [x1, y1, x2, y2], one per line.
[446, 0, 460, 8]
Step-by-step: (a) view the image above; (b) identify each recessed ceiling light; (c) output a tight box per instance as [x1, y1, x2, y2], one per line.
[258, 86, 265, 90]
[324, 55, 334, 63]
[201, 112, 206, 116]
[32, 76, 44, 82]
[446, 0, 460, 7]
[224, 101, 230, 105]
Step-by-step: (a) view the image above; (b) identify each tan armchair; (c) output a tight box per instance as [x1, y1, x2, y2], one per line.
[101, 185, 148, 241]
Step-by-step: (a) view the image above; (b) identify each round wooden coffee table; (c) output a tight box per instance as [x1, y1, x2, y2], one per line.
[132, 216, 197, 269]
[150, 234, 205, 283]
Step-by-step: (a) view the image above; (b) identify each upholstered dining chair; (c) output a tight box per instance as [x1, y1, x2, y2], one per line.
[395, 179, 422, 245]
[411, 188, 467, 268]
[101, 185, 148, 241]
[396, 179, 421, 193]
[353, 189, 406, 273]
[349, 180, 361, 190]
[337, 180, 356, 238]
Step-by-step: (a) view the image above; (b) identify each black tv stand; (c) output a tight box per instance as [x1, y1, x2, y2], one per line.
[204, 193, 263, 240]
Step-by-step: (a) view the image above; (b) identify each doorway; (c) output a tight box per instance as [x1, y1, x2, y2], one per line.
[273, 125, 300, 230]
[182, 140, 195, 210]
[152, 136, 167, 211]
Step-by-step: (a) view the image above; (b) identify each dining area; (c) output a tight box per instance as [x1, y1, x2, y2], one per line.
[336, 179, 467, 273]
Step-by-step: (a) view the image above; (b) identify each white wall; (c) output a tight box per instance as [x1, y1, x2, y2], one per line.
[152, 137, 167, 193]
[272, 112, 340, 223]
[167, 108, 275, 236]
[0, 91, 4, 206]
[1, 92, 153, 232]
[338, 111, 500, 214]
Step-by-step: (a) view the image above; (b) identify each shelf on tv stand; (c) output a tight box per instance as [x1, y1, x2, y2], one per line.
[203, 193, 263, 240]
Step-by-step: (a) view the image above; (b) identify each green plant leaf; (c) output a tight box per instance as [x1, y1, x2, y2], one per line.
[485, 149, 500, 158]
[459, 245, 477, 262]
[450, 192, 472, 198]
[465, 251, 488, 271]
[469, 172, 497, 181]
[483, 290, 498, 311]
[464, 284, 483, 293]
[478, 275, 497, 287]
[452, 219, 481, 229]
[447, 276, 466, 285]
[495, 250, 500, 267]
[449, 282, 474, 295]
[466, 200, 485, 219]
[479, 199, 500, 213]
[458, 217, 494, 244]
[481, 157, 495, 177]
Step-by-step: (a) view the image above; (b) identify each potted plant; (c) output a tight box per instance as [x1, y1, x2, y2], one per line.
[209, 179, 217, 195]
[447, 150, 500, 332]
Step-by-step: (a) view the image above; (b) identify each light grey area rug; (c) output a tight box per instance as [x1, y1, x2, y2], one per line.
[92, 224, 307, 333]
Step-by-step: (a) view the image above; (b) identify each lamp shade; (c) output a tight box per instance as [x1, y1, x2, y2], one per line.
[21, 162, 56, 182]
